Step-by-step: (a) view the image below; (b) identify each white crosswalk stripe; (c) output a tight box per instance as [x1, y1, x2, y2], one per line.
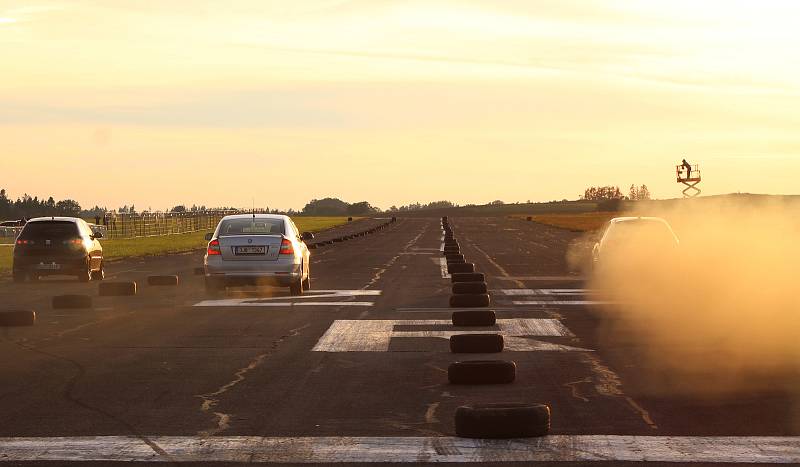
[312, 318, 590, 352]
[0, 435, 797, 463]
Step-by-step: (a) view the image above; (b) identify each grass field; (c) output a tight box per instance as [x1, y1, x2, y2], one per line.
[0, 217, 353, 274]
[514, 212, 618, 232]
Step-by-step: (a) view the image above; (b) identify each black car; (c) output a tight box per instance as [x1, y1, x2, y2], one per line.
[12, 217, 104, 283]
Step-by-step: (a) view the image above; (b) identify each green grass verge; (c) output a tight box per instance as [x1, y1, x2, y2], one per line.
[513, 212, 618, 232]
[0, 216, 353, 274]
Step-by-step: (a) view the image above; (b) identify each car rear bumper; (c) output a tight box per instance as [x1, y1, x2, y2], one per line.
[13, 255, 86, 275]
[204, 257, 302, 286]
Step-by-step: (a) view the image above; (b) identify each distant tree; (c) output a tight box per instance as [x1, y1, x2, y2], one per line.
[489, 200, 504, 205]
[171, 205, 187, 213]
[628, 184, 651, 201]
[55, 199, 82, 216]
[582, 186, 624, 201]
[347, 201, 380, 215]
[302, 198, 349, 216]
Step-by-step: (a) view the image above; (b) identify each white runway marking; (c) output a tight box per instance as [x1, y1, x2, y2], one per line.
[496, 276, 585, 281]
[498, 289, 588, 296]
[195, 300, 375, 307]
[439, 257, 451, 278]
[312, 318, 582, 352]
[396, 307, 519, 313]
[495, 289, 613, 306]
[512, 300, 611, 306]
[193, 290, 381, 307]
[0, 435, 798, 463]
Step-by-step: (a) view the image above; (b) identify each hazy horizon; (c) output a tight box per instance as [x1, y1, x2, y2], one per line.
[2, 0, 799, 210]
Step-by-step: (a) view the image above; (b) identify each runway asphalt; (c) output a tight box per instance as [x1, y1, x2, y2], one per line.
[0, 216, 798, 466]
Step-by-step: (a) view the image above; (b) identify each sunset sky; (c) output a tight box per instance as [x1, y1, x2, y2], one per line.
[1, 0, 799, 210]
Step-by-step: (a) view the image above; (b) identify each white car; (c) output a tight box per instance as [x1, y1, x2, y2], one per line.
[204, 214, 313, 295]
[592, 216, 679, 268]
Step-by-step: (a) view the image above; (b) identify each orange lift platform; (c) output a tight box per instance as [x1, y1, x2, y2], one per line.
[676, 163, 701, 197]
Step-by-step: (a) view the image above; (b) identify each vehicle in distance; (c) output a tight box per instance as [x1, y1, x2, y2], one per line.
[204, 214, 314, 295]
[591, 216, 680, 268]
[12, 217, 104, 282]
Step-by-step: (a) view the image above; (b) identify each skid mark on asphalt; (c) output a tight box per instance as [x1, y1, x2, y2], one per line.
[361, 225, 427, 291]
[564, 377, 592, 402]
[0, 336, 175, 462]
[471, 243, 526, 289]
[491, 289, 655, 429]
[580, 353, 658, 430]
[312, 319, 590, 352]
[424, 402, 439, 424]
[2, 435, 799, 463]
[195, 323, 310, 436]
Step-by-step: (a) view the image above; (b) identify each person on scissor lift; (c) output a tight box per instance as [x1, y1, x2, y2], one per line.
[681, 158, 692, 179]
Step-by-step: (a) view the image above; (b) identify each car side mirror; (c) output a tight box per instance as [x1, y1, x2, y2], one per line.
[92, 231, 103, 239]
[204, 232, 214, 241]
[301, 232, 314, 241]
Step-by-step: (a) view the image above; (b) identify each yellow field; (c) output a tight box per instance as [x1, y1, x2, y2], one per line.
[0, 216, 353, 274]
[514, 212, 618, 232]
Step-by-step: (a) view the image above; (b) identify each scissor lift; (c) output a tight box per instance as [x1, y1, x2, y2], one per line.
[676, 163, 701, 198]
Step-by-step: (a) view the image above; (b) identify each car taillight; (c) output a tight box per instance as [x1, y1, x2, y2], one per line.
[64, 239, 83, 245]
[207, 239, 221, 255]
[279, 238, 294, 255]
[15, 239, 34, 245]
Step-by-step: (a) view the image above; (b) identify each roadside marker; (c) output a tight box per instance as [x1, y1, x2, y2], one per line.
[0, 435, 797, 463]
[312, 318, 587, 352]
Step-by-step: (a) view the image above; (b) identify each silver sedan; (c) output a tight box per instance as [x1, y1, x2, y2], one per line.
[204, 214, 313, 295]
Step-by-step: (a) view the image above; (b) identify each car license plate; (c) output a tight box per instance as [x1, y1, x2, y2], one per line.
[235, 246, 265, 255]
[37, 262, 60, 270]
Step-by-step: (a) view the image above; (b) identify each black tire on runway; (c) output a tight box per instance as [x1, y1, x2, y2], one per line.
[442, 216, 448, 222]
[448, 263, 475, 274]
[0, 310, 36, 326]
[445, 254, 464, 262]
[451, 272, 485, 283]
[450, 334, 504, 353]
[347, 217, 353, 222]
[99, 281, 137, 296]
[193, 267, 205, 276]
[450, 293, 490, 308]
[147, 275, 179, 286]
[452, 310, 496, 326]
[448, 360, 516, 384]
[452, 282, 488, 294]
[443, 248, 460, 255]
[526, 216, 533, 221]
[447, 258, 466, 265]
[52, 294, 92, 309]
[444, 241, 458, 248]
[455, 403, 550, 438]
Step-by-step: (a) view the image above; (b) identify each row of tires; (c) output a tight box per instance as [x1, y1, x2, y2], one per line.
[442, 218, 491, 308]
[307, 217, 397, 250]
[0, 275, 180, 327]
[440, 217, 550, 439]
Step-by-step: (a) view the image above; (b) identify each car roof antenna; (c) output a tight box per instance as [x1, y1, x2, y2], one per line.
[252, 198, 255, 219]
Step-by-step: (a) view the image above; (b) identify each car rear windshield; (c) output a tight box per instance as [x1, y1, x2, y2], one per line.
[19, 221, 80, 240]
[219, 218, 285, 235]
[605, 221, 676, 245]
